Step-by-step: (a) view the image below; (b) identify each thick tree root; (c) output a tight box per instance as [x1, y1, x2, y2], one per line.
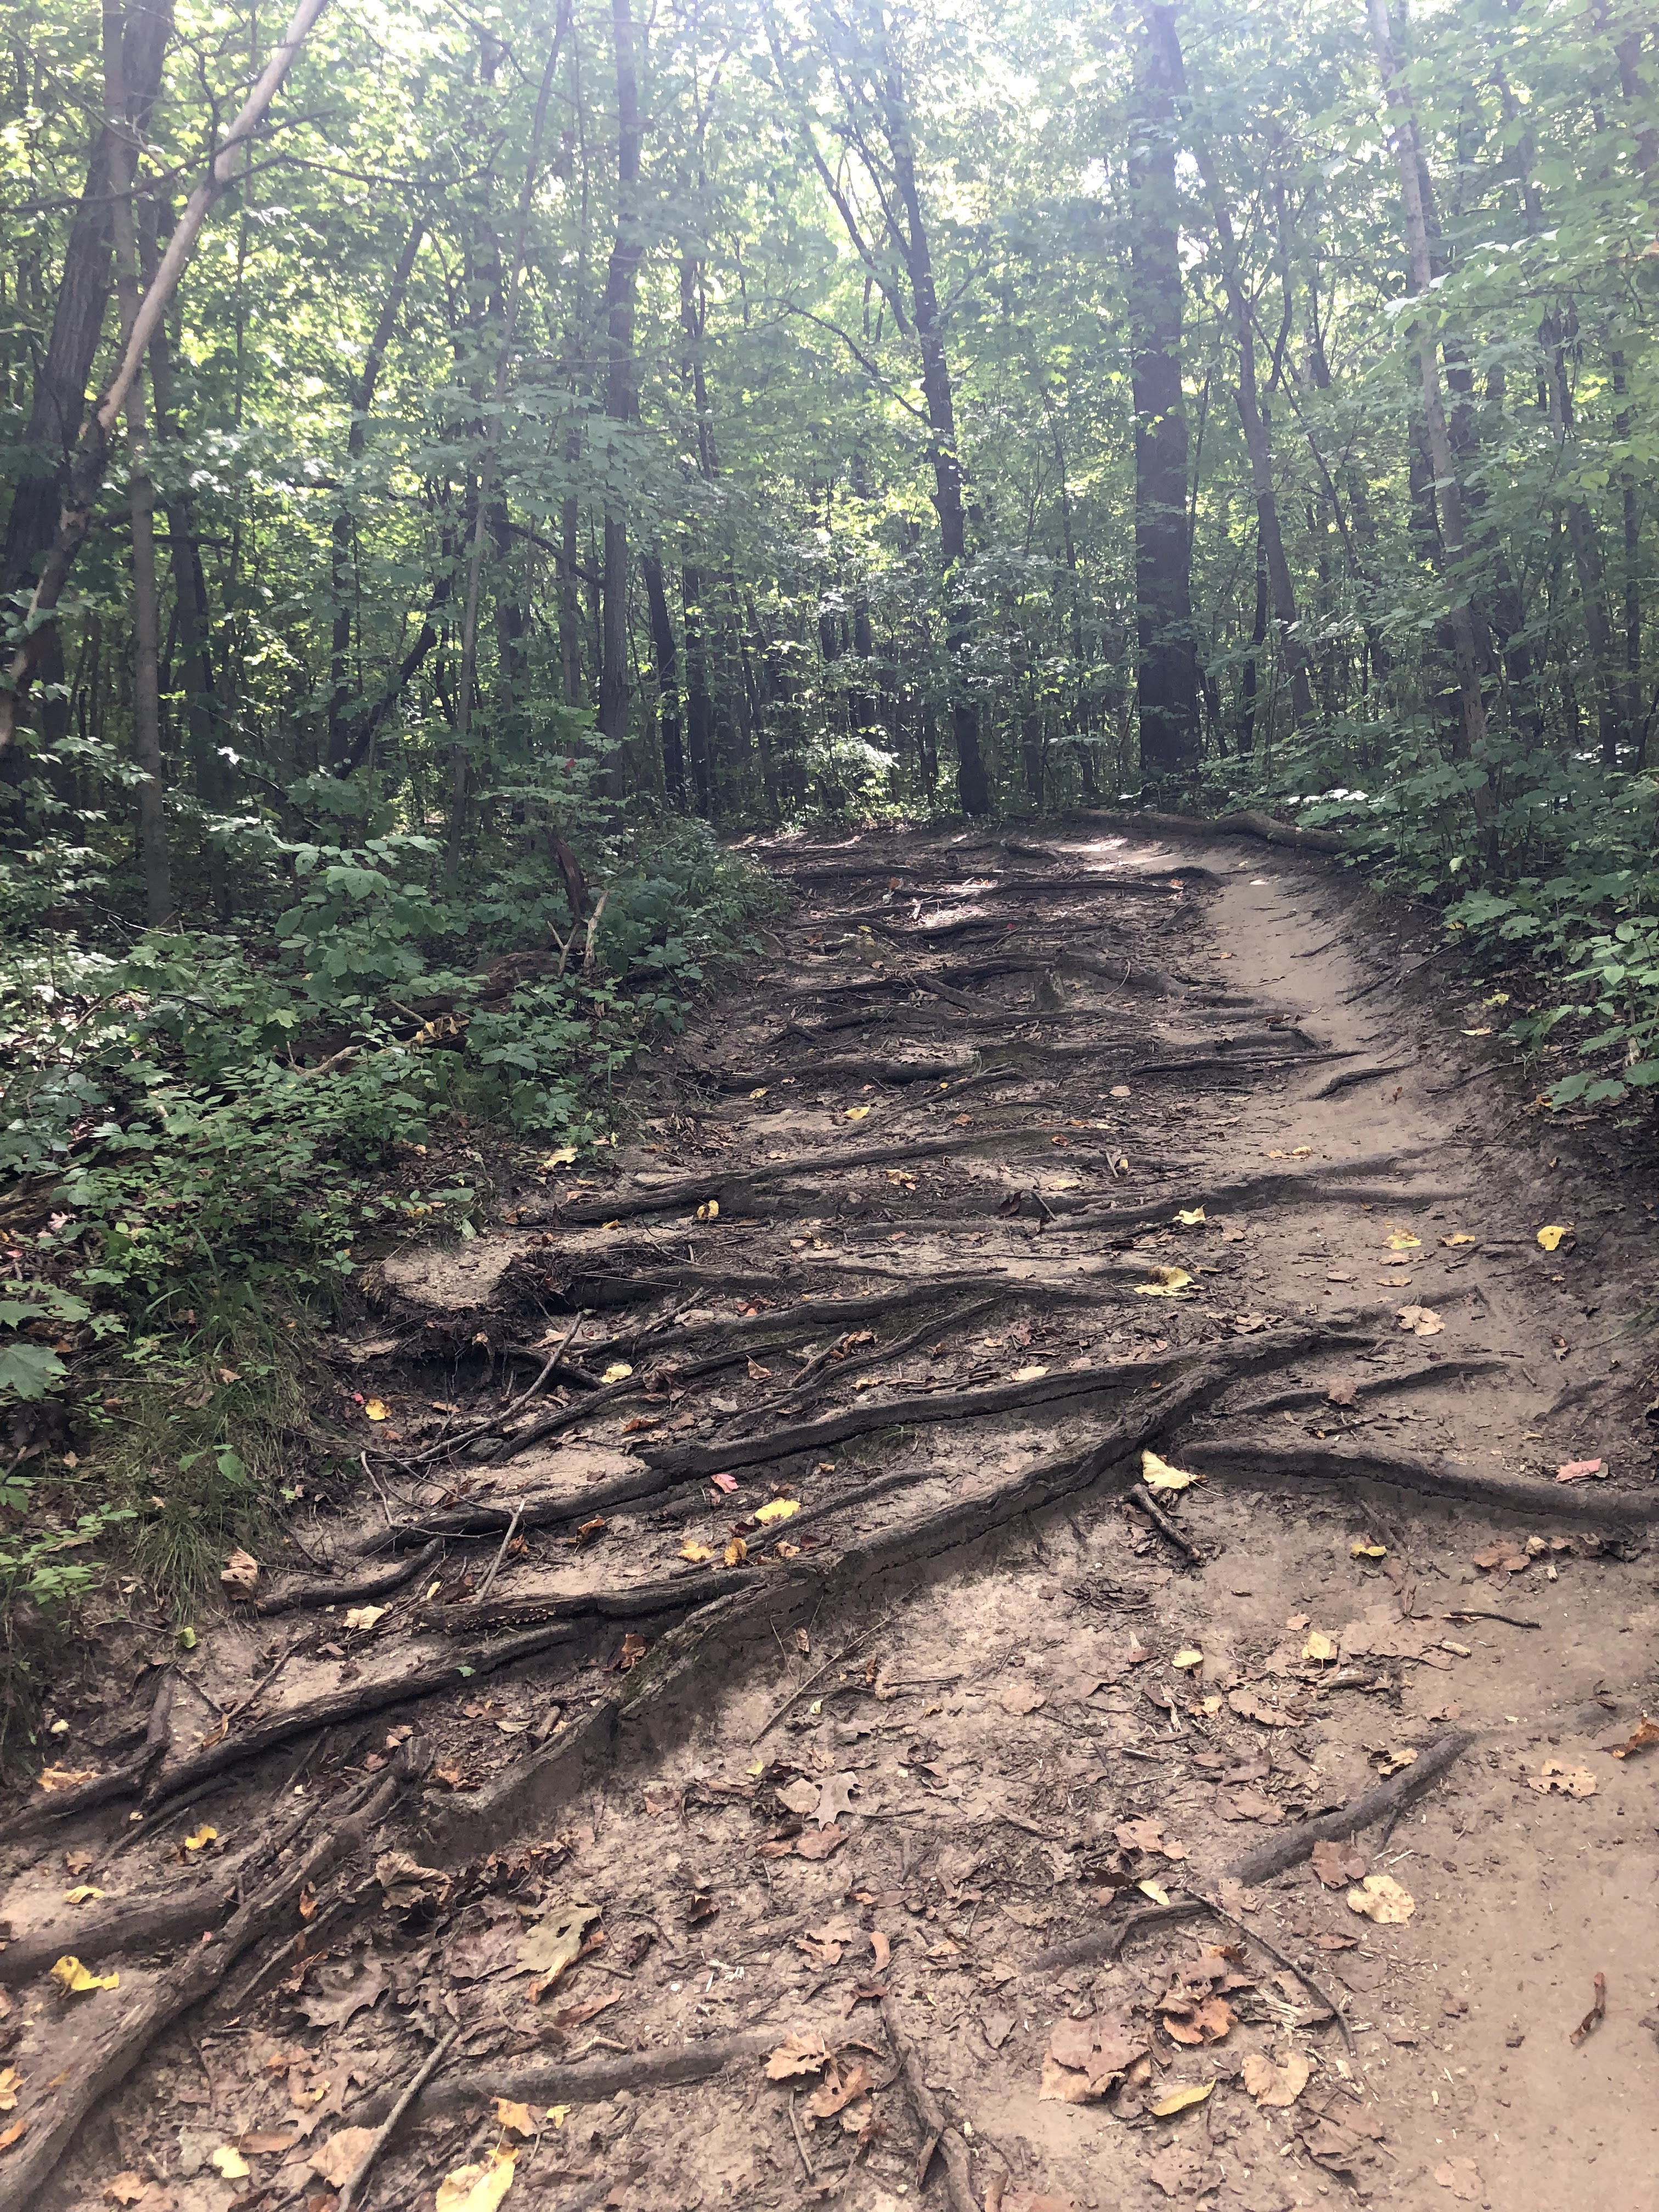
[1026, 1729, 1473, 1974]
[1178, 1438, 1659, 1526]
[0, 1670, 174, 1841]
[256, 1538, 445, 1616]
[5, 1769, 405, 2211]
[353, 2027, 780, 2127]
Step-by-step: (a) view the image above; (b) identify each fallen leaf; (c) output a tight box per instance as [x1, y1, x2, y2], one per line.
[807, 2059, 872, 2119]
[1148, 2080, 1212, 2117]
[36, 1765, 98, 1791]
[493, 2099, 538, 2137]
[695, 1201, 719, 1221]
[1301, 1630, 1336, 1663]
[298, 1959, 387, 2028]
[1141, 1448, 1200, 1492]
[1013, 1363, 1051, 1381]
[541, 1145, 578, 1167]
[103, 2177, 148, 2205]
[1350, 1538, 1387, 1559]
[1000, 1680, 1047, 1715]
[364, 1399, 390, 1423]
[1116, 1815, 1184, 1857]
[1536, 1224, 1572, 1251]
[754, 1498, 800, 1525]
[710, 1472, 739, 1493]
[49, 1955, 118, 1994]
[602, 1361, 634, 1383]
[1176, 1206, 1206, 1225]
[343, 1604, 387, 1634]
[518, 1901, 600, 1987]
[0, 2069, 17, 2112]
[1242, 2050, 1311, 2107]
[749, 1087, 768, 1099]
[1396, 1305, 1443, 1337]
[1530, 1760, 1597, 1798]
[1347, 1874, 1414, 1923]
[776, 1777, 821, 1815]
[1135, 1266, 1192, 1297]
[1228, 1684, 1299, 1727]
[183, 1824, 219, 1853]
[766, 2032, 831, 2080]
[1434, 2156, 1482, 2200]
[436, 2146, 517, 2212]
[1044, 2015, 1147, 2096]
[724, 1536, 748, 1567]
[1310, 1839, 1365, 1888]
[1555, 1457, 1604, 1483]
[211, 2147, 251, 2181]
[1137, 1879, 1172, 1906]
[1441, 1232, 1477, 1246]
[816, 1772, 860, 1825]
[308, 2130, 380, 2190]
[1607, 1714, 1659, 1759]
[0, 2119, 27, 2152]
[843, 1105, 872, 1121]
[63, 1885, 104, 1904]
[795, 1825, 847, 1860]
[1384, 1228, 1421, 1251]
[237, 2131, 297, 2154]
[1172, 1647, 1203, 1671]
[219, 1549, 259, 1595]
[679, 1539, 714, 1563]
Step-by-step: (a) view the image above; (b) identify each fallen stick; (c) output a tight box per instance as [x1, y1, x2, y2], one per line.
[335, 2025, 462, 2212]
[1308, 1060, 1410, 1099]
[5, 1770, 403, 2211]
[1026, 1728, 1474, 1974]
[256, 1538, 444, 1616]
[1178, 1438, 1659, 1527]
[881, 1996, 977, 2212]
[1063, 804, 1345, 855]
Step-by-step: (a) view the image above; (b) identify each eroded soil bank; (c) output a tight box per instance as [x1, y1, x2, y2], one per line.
[7, 816, 1659, 2212]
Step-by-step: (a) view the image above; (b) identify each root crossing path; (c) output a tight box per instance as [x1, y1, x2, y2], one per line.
[9, 817, 1659, 2212]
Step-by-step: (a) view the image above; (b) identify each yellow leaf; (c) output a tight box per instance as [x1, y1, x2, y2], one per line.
[1350, 1539, 1387, 1559]
[843, 1105, 872, 1120]
[1291, 1145, 1312, 1157]
[493, 2098, 538, 2136]
[1134, 1265, 1192, 1297]
[546, 2104, 569, 2130]
[343, 1605, 387, 1633]
[49, 1955, 118, 1994]
[1137, 1879, 1171, 1906]
[679, 1539, 714, 1563]
[754, 1499, 800, 1525]
[1176, 1207, 1206, 1226]
[1347, 1874, 1415, 1923]
[436, 2146, 517, 2212]
[0, 2067, 20, 2112]
[724, 1536, 748, 1567]
[1537, 1223, 1572, 1251]
[1301, 1631, 1336, 1663]
[1384, 1228, 1420, 1251]
[748, 1087, 769, 1099]
[62, 1886, 104, 1904]
[1148, 2080, 1212, 2117]
[211, 2147, 251, 2181]
[364, 1399, 391, 1422]
[1441, 1232, 1477, 1246]
[1141, 1449, 1200, 1493]
[601, 1362, 633, 1383]
[695, 1200, 719, 1221]
[540, 1146, 578, 1167]
[183, 1825, 219, 1852]
[1012, 1363, 1051, 1381]
[1172, 1648, 1203, 1671]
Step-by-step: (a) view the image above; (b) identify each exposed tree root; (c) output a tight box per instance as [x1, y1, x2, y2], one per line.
[882, 1995, 978, 2212]
[1064, 805, 1344, 855]
[354, 2027, 780, 2127]
[1178, 1438, 1659, 1526]
[135, 1621, 575, 1812]
[5, 1769, 405, 2211]
[1309, 1059, 1410, 1099]
[1027, 1728, 1474, 1974]
[257, 1538, 445, 1616]
[1222, 1356, 1514, 1419]
[0, 1669, 174, 1841]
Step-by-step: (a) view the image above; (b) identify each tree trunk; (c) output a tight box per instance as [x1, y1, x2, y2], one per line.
[328, 217, 424, 767]
[641, 549, 685, 806]
[1128, 7, 1201, 783]
[0, 0, 334, 751]
[597, 0, 644, 799]
[877, 35, 989, 815]
[1367, 0, 1493, 808]
[682, 565, 713, 814]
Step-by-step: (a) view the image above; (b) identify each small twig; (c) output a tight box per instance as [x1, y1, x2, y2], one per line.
[335, 2025, 464, 2212]
[749, 1614, 893, 1746]
[1570, 1971, 1607, 2047]
[1442, 1610, 1541, 1629]
[1124, 1482, 1200, 1565]
[1189, 1892, 1362, 2079]
[787, 2090, 816, 2183]
[473, 1507, 524, 1604]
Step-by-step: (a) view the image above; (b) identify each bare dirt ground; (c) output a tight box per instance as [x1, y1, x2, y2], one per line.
[7, 814, 1659, 2212]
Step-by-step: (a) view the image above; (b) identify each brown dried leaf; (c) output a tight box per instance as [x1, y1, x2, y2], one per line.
[999, 1680, 1047, 1716]
[794, 1825, 847, 1860]
[1241, 2050, 1310, 2107]
[1310, 1839, 1366, 1888]
[1529, 1760, 1597, 1798]
[1434, 2157, 1482, 2200]
[805, 2061, 871, 2120]
[308, 2128, 378, 2190]
[517, 1901, 600, 1986]
[1606, 1714, 1659, 1759]
[765, 2033, 830, 2081]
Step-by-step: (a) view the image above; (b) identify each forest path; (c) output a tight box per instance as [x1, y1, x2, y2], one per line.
[9, 817, 1659, 2212]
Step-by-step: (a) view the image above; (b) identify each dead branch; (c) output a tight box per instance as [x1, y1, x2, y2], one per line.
[1124, 1481, 1200, 1564]
[335, 2025, 462, 2212]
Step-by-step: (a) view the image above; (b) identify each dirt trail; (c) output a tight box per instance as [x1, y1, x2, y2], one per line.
[7, 817, 1659, 2212]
